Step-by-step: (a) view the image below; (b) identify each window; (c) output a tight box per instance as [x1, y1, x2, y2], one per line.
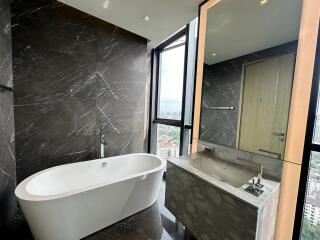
[149, 19, 198, 159]
[294, 26, 320, 240]
[156, 124, 181, 160]
[157, 35, 186, 120]
[299, 152, 320, 238]
[152, 28, 189, 158]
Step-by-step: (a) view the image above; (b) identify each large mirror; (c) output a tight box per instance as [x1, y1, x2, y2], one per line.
[199, 0, 302, 160]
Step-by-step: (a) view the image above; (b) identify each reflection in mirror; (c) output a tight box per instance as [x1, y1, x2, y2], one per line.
[199, 0, 302, 160]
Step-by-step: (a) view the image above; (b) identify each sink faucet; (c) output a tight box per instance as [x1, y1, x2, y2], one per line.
[256, 165, 264, 189]
[247, 165, 264, 197]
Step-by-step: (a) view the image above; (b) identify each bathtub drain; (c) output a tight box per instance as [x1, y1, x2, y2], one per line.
[101, 162, 108, 168]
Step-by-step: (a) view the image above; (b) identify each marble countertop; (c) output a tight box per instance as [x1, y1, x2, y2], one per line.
[167, 152, 280, 210]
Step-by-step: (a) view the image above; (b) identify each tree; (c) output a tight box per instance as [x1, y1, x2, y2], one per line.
[301, 218, 320, 240]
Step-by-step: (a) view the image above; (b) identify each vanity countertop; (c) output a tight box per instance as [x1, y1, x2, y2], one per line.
[167, 152, 280, 210]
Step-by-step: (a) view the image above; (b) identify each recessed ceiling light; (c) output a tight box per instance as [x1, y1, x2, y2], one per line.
[143, 15, 151, 22]
[259, 0, 268, 6]
[212, 53, 217, 57]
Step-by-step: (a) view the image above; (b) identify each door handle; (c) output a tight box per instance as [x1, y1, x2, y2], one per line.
[272, 132, 285, 136]
[258, 149, 282, 159]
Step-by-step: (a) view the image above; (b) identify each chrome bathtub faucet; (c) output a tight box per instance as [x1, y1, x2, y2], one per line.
[100, 125, 106, 158]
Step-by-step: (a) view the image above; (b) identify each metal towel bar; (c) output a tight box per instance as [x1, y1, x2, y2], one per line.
[258, 149, 282, 159]
[202, 106, 235, 110]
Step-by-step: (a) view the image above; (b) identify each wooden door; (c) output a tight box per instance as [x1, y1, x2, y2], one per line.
[270, 53, 295, 158]
[238, 53, 295, 159]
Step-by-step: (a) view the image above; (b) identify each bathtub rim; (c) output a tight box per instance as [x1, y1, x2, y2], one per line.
[15, 153, 166, 202]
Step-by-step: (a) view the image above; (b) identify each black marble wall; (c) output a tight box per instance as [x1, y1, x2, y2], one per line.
[0, 0, 12, 87]
[11, 0, 148, 182]
[200, 41, 297, 147]
[0, 0, 16, 228]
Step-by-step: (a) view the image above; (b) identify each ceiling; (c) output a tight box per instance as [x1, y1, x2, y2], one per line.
[205, 0, 302, 65]
[58, 0, 202, 47]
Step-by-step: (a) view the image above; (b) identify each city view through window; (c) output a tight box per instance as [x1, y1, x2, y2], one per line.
[301, 152, 320, 239]
[156, 124, 180, 161]
[300, 87, 320, 240]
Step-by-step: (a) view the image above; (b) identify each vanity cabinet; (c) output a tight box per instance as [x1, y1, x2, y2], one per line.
[165, 163, 279, 240]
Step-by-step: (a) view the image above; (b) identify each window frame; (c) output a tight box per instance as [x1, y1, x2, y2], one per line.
[154, 27, 189, 125]
[150, 26, 191, 156]
[293, 23, 320, 239]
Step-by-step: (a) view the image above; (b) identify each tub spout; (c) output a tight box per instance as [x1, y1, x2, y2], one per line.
[100, 135, 105, 158]
[100, 126, 105, 158]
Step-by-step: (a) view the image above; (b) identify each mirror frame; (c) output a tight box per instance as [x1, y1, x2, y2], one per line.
[192, 0, 320, 239]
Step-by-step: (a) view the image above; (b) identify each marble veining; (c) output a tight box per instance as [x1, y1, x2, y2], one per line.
[200, 41, 297, 148]
[168, 152, 280, 209]
[0, 90, 16, 229]
[0, 0, 15, 229]
[95, 27, 147, 156]
[165, 160, 280, 240]
[11, 0, 148, 182]
[0, 0, 12, 87]
[166, 163, 258, 240]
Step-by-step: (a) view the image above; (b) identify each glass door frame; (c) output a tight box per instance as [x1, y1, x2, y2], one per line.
[293, 23, 320, 239]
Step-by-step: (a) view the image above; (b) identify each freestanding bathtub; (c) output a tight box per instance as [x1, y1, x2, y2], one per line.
[15, 153, 166, 240]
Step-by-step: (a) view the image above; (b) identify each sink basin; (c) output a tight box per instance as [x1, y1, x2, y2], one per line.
[188, 158, 256, 188]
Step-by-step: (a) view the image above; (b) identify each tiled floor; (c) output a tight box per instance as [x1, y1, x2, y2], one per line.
[2, 181, 186, 240]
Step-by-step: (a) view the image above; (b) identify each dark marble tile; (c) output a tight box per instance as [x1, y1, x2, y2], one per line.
[0, 0, 15, 229]
[200, 41, 298, 148]
[95, 23, 147, 158]
[0, 209, 33, 240]
[100, 132, 145, 158]
[13, 80, 97, 182]
[0, 91, 15, 181]
[0, 0, 12, 87]
[96, 71, 146, 138]
[15, 134, 97, 182]
[0, 91, 16, 228]
[11, 0, 148, 182]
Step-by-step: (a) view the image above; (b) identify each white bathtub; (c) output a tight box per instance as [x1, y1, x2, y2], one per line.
[15, 153, 166, 240]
